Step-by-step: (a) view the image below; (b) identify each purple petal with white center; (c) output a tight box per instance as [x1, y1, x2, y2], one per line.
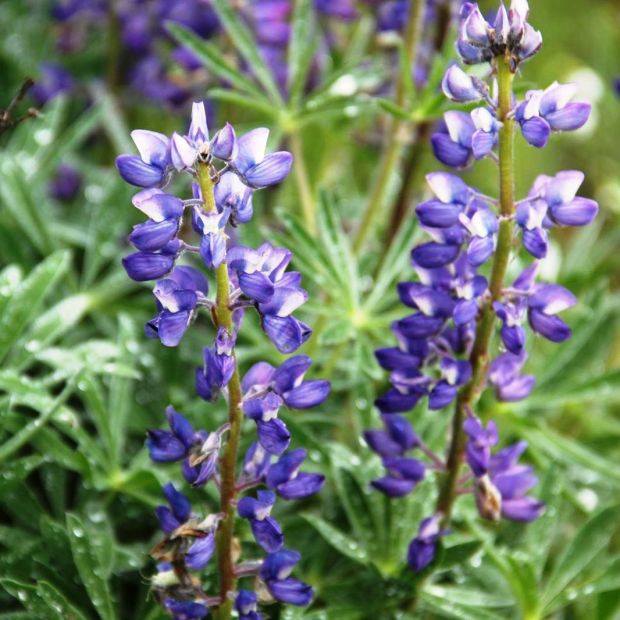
[442, 65, 482, 103]
[243, 152, 293, 188]
[186, 533, 215, 570]
[520, 117, 551, 148]
[239, 271, 275, 302]
[529, 284, 576, 314]
[463, 5, 490, 45]
[517, 23, 542, 61]
[242, 361, 276, 393]
[266, 449, 306, 488]
[416, 199, 462, 228]
[189, 101, 209, 145]
[235, 590, 258, 617]
[426, 172, 471, 204]
[234, 128, 269, 173]
[170, 132, 197, 171]
[132, 190, 183, 222]
[272, 355, 311, 391]
[257, 419, 291, 455]
[116, 155, 165, 188]
[545, 102, 591, 131]
[539, 82, 577, 116]
[158, 310, 191, 347]
[471, 129, 496, 159]
[467, 236, 495, 266]
[497, 375, 536, 401]
[428, 381, 457, 410]
[267, 577, 314, 607]
[282, 380, 330, 409]
[431, 133, 472, 168]
[276, 472, 325, 500]
[259, 286, 307, 317]
[453, 298, 479, 325]
[170, 266, 209, 296]
[130, 219, 178, 252]
[411, 242, 460, 269]
[371, 476, 416, 497]
[211, 123, 237, 160]
[397, 282, 455, 317]
[122, 252, 175, 281]
[200, 233, 227, 269]
[262, 315, 311, 354]
[545, 170, 584, 205]
[456, 37, 485, 65]
[131, 129, 170, 168]
[444, 110, 476, 147]
[550, 197, 598, 226]
[251, 516, 284, 552]
[523, 227, 548, 259]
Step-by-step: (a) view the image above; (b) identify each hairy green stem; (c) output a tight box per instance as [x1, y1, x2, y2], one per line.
[435, 57, 516, 523]
[198, 163, 243, 620]
[289, 129, 317, 235]
[352, 0, 425, 255]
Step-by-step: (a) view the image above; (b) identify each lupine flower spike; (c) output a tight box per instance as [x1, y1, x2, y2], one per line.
[117, 102, 329, 618]
[366, 0, 597, 573]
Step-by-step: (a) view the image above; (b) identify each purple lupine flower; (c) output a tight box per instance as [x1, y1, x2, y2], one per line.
[488, 351, 535, 402]
[146, 407, 219, 487]
[407, 515, 447, 572]
[230, 128, 293, 189]
[238, 490, 284, 552]
[145, 267, 208, 347]
[442, 65, 484, 103]
[117, 103, 323, 616]
[259, 549, 314, 606]
[156, 483, 192, 535]
[465, 415, 544, 522]
[116, 130, 172, 188]
[196, 328, 236, 401]
[235, 590, 263, 620]
[515, 83, 591, 147]
[266, 449, 325, 500]
[431, 112, 475, 168]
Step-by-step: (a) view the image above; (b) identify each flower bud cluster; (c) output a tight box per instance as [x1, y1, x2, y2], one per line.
[117, 103, 330, 618]
[366, 0, 598, 574]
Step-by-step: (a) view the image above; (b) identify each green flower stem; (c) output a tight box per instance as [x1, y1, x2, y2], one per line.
[352, 0, 425, 255]
[198, 163, 243, 619]
[289, 129, 317, 234]
[435, 57, 516, 523]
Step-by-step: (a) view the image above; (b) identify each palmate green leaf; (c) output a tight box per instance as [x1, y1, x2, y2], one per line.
[0, 455, 48, 496]
[542, 505, 618, 610]
[211, 0, 283, 103]
[0, 157, 55, 254]
[167, 23, 266, 100]
[301, 513, 370, 566]
[287, 0, 317, 108]
[0, 250, 70, 364]
[66, 512, 117, 620]
[0, 373, 79, 464]
[510, 416, 620, 485]
[418, 591, 508, 620]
